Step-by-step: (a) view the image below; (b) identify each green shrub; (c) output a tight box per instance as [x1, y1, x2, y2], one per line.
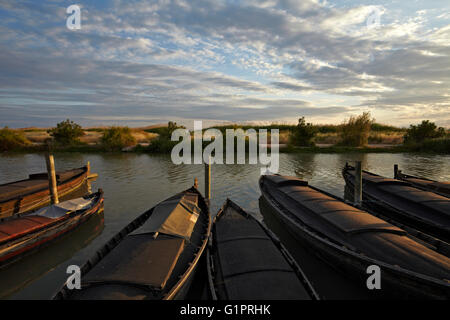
[339, 112, 374, 147]
[146, 121, 186, 153]
[101, 126, 136, 151]
[0, 127, 30, 151]
[147, 137, 178, 153]
[289, 117, 317, 147]
[48, 119, 84, 145]
[405, 138, 450, 153]
[403, 120, 445, 144]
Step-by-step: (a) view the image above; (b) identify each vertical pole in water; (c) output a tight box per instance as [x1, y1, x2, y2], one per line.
[205, 156, 211, 204]
[194, 177, 199, 189]
[394, 164, 398, 179]
[86, 161, 91, 176]
[354, 161, 362, 206]
[45, 153, 59, 204]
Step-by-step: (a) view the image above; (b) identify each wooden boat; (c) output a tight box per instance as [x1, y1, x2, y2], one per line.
[343, 163, 450, 243]
[0, 211, 104, 299]
[207, 199, 319, 300]
[259, 174, 450, 299]
[0, 190, 104, 268]
[0, 165, 90, 218]
[394, 167, 450, 198]
[54, 187, 211, 300]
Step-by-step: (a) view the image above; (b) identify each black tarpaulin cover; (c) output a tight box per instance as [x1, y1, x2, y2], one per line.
[131, 194, 200, 240]
[215, 205, 311, 300]
[82, 234, 185, 290]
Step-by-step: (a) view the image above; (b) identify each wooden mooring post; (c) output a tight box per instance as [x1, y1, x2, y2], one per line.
[205, 156, 211, 203]
[45, 153, 59, 204]
[86, 161, 99, 179]
[354, 161, 362, 206]
[394, 164, 399, 179]
[194, 177, 199, 189]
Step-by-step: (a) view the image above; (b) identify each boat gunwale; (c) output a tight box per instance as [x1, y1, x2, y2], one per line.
[164, 188, 211, 300]
[207, 198, 320, 300]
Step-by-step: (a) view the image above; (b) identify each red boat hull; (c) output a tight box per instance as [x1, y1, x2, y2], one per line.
[0, 193, 104, 267]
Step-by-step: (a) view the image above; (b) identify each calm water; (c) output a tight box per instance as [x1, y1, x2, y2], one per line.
[0, 152, 449, 299]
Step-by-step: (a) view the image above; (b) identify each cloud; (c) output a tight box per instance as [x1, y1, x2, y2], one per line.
[0, 0, 449, 127]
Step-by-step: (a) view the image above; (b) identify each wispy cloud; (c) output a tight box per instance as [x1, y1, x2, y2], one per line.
[0, 0, 449, 127]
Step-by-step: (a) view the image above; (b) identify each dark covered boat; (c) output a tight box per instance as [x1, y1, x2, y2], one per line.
[343, 164, 450, 243]
[260, 174, 450, 299]
[0, 190, 104, 267]
[394, 167, 450, 198]
[54, 187, 211, 300]
[0, 165, 89, 218]
[207, 199, 319, 300]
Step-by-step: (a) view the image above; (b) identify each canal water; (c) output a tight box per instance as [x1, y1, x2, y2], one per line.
[0, 152, 449, 299]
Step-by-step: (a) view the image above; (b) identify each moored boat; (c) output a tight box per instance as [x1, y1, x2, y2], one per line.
[343, 163, 450, 243]
[0, 190, 104, 268]
[394, 167, 450, 198]
[259, 174, 450, 299]
[207, 199, 319, 300]
[53, 186, 211, 300]
[0, 210, 104, 299]
[0, 165, 90, 218]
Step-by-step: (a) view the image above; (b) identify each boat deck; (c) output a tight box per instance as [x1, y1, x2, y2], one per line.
[0, 168, 85, 203]
[212, 201, 313, 299]
[344, 167, 450, 234]
[0, 216, 54, 243]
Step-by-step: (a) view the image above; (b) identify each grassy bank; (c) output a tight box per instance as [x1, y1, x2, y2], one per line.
[1, 122, 449, 155]
[4, 139, 449, 155]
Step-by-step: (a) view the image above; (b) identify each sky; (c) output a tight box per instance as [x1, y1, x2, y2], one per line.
[0, 0, 449, 128]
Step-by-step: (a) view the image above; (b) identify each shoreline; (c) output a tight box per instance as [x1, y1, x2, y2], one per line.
[2, 144, 448, 155]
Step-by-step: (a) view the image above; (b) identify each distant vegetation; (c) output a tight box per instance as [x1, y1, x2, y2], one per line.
[404, 138, 450, 153]
[207, 117, 407, 146]
[0, 127, 30, 151]
[101, 126, 136, 151]
[338, 112, 374, 147]
[403, 120, 446, 144]
[3, 117, 449, 154]
[400, 120, 449, 153]
[48, 119, 84, 145]
[289, 117, 317, 147]
[147, 121, 184, 153]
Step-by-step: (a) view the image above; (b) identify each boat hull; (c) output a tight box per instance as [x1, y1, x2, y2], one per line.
[0, 166, 89, 219]
[259, 177, 450, 299]
[342, 165, 450, 243]
[396, 172, 450, 198]
[0, 192, 103, 268]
